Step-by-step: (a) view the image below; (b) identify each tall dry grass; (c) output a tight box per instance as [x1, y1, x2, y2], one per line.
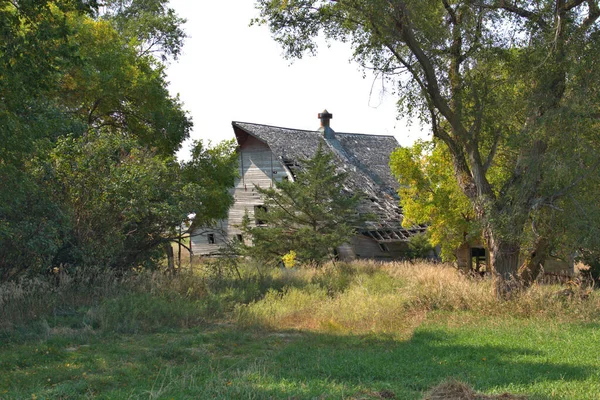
[0, 267, 210, 336]
[2, 260, 598, 338]
[235, 260, 600, 334]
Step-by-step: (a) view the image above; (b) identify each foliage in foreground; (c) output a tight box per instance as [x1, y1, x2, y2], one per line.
[1, 261, 599, 399]
[6, 319, 598, 399]
[391, 141, 480, 262]
[2, 260, 598, 337]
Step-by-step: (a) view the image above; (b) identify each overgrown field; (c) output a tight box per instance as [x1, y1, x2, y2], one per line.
[1, 261, 599, 399]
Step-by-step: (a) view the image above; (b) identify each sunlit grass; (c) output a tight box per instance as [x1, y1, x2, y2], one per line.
[1, 260, 599, 399]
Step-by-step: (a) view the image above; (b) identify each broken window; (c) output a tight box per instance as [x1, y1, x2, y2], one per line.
[378, 243, 389, 252]
[236, 234, 243, 242]
[254, 205, 268, 225]
[207, 233, 215, 244]
[470, 247, 487, 275]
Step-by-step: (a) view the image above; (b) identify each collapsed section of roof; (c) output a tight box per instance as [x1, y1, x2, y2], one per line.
[232, 118, 421, 241]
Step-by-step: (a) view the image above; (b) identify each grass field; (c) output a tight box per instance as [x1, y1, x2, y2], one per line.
[1, 261, 599, 399]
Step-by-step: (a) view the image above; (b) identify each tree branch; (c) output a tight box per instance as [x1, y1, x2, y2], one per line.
[442, 0, 458, 25]
[391, 3, 456, 127]
[537, 158, 600, 208]
[566, 0, 586, 10]
[479, 0, 548, 30]
[583, 0, 600, 27]
[87, 98, 101, 125]
[483, 128, 501, 173]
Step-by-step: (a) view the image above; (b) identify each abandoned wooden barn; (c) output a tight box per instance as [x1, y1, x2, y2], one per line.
[191, 111, 425, 260]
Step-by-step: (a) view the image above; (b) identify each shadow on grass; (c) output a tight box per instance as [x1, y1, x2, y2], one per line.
[1, 322, 597, 399]
[235, 328, 590, 399]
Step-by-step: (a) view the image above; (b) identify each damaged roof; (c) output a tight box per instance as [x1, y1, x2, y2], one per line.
[232, 120, 425, 240]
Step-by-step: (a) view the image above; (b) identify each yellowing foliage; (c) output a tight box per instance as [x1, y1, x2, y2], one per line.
[390, 140, 479, 261]
[282, 250, 297, 269]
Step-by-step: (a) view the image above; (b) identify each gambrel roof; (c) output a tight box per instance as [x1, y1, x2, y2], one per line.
[231, 119, 426, 242]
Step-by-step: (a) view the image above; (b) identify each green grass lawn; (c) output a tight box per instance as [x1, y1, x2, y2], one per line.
[2, 261, 599, 399]
[1, 317, 599, 399]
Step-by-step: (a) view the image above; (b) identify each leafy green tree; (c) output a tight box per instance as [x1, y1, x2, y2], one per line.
[0, 1, 237, 278]
[102, 0, 186, 60]
[0, 1, 94, 278]
[50, 134, 237, 271]
[241, 144, 363, 265]
[254, 0, 600, 296]
[53, 12, 191, 155]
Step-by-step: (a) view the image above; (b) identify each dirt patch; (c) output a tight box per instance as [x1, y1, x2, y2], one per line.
[423, 380, 526, 400]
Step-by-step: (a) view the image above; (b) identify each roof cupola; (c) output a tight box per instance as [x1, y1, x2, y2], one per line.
[318, 109, 332, 128]
[318, 109, 335, 139]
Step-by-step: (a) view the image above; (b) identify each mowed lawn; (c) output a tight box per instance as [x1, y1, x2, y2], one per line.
[1, 261, 599, 399]
[1, 318, 599, 399]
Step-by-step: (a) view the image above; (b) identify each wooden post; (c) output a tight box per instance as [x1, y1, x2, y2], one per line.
[177, 224, 182, 270]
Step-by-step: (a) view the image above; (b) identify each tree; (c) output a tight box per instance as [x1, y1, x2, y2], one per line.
[241, 144, 363, 265]
[0, 0, 97, 277]
[50, 134, 237, 271]
[101, 0, 186, 61]
[0, 1, 237, 278]
[254, 0, 600, 296]
[391, 140, 479, 261]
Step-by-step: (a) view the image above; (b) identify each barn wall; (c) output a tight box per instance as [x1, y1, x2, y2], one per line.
[456, 243, 471, 271]
[386, 241, 411, 259]
[542, 257, 574, 275]
[336, 242, 356, 261]
[190, 220, 229, 255]
[350, 236, 409, 260]
[192, 135, 289, 255]
[192, 134, 413, 261]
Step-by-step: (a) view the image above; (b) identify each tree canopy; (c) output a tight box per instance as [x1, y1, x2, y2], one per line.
[0, 1, 237, 278]
[255, 0, 600, 295]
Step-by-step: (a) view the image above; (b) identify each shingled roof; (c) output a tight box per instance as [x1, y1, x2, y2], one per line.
[231, 119, 425, 241]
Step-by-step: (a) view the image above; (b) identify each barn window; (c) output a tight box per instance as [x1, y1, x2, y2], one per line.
[207, 233, 215, 244]
[254, 205, 268, 225]
[470, 248, 485, 257]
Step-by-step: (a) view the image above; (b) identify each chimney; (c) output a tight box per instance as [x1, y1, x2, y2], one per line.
[318, 109, 335, 139]
[318, 109, 332, 129]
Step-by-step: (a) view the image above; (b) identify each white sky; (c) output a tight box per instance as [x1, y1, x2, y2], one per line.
[165, 0, 430, 158]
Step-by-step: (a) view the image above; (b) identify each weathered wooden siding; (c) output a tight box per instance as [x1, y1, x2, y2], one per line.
[386, 241, 411, 259]
[350, 235, 409, 260]
[336, 243, 356, 261]
[192, 135, 289, 255]
[228, 135, 288, 235]
[542, 257, 574, 275]
[190, 220, 229, 256]
[456, 243, 471, 271]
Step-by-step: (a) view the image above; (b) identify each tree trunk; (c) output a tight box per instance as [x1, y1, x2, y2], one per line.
[518, 237, 549, 286]
[487, 233, 521, 299]
[164, 243, 175, 274]
[178, 237, 182, 269]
